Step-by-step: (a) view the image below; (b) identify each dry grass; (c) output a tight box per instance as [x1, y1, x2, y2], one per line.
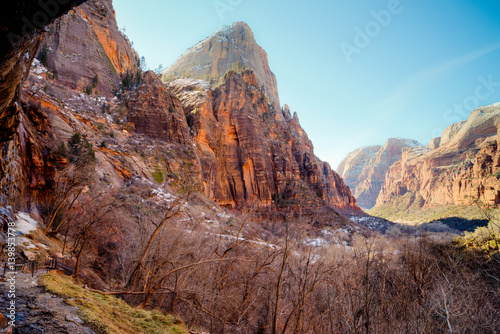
[40, 271, 188, 334]
[369, 202, 500, 224]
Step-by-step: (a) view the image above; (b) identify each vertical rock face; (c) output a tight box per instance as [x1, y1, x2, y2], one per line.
[454, 140, 500, 206]
[337, 145, 381, 192]
[0, 36, 42, 143]
[168, 71, 359, 211]
[377, 103, 500, 208]
[337, 138, 421, 209]
[128, 71, 190, 144]
[160, 22, 358, 212]
[162, 22, 280, 108]
[0, 0, 89, 143]
[0, 0, 89, 207]
[1, 8, 359, 215]
[43, 0, 138, 96]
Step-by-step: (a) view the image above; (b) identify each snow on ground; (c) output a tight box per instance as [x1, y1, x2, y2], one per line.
[216, 212, 231, 219]
[17, 237, 36, 249]
[304, 238, 327, 247]
[151, 188, 176, 203]
[15, 213, 39, 235]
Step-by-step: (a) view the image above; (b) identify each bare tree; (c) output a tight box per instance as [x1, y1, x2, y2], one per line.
[71, 194, 114, 277]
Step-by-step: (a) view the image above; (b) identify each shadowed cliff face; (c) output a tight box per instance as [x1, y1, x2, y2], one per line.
[0, 0, 88, 143]
[128, 71, 191, 144]
[167, 71, 359, 212]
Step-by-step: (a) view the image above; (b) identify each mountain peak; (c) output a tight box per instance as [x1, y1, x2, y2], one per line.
[227, 21, 252, 32]
[162, 22, 280, 107]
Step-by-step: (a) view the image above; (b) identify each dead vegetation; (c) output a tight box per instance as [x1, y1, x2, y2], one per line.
[34, 129, 500, 334]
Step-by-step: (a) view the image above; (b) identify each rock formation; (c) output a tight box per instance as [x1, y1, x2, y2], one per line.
[42, 0, 139, 96]
[337, 138, 421, 209]
[0, 0, 90, 206]
[160, 23, 358, 212]
[377, 103, 500, 208]
[0, 0, 89, 143]
[162, 22, 280, 108]
[1, 5, 360, 218]
[167, 71, 359, 212]
[128, 71, 190, 144]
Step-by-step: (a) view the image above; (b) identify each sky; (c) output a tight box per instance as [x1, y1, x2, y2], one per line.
[114, 0, 500, 169]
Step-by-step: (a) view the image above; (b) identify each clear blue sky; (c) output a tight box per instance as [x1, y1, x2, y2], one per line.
[114, 0, 500, 168]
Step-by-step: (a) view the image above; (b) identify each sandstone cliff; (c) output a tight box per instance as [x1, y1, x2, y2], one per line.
[42, 0, 138, 96]
[1, 5, 359, 219]
[377, 103, 500, 208]
[337, 138, 421, 209]
[0, 0, 89, 143]
[0, 0, 89, 206]
[162, 22, 280, 108]
[128, 71, 191, 144]
[167, 71, 359, 212]
[160, 23, 358, 213]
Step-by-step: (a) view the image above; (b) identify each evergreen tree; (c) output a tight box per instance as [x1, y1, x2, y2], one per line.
[68, 133, 96, 167]
[38, 44, 49, 66]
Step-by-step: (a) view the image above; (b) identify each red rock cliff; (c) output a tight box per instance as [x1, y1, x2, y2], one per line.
[338, 138, 421, 209]
[168, 71, 359, 211]
[43, 0, 138, 96]
[128, 71, 191, 144]
[162, 22, 280, 108]
[377, 104, 500, 208]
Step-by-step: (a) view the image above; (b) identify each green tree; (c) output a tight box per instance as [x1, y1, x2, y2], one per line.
[121, 70, 133, 91]
[68, 132, 96, 167]
[140, 56, 148, 72]
[38, 44, 49, 66]
[92, 74, 99, 88]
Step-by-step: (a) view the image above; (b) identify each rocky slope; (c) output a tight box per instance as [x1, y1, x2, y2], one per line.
[376, 103, 500, 209]
[337, 138, 421, 209]
[162, 22, 280, 108]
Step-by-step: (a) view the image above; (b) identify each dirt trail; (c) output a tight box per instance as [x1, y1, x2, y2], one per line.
[0, 269, 95, 334]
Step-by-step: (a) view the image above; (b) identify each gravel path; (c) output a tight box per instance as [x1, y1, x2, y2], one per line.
[0, 269, 95, 334]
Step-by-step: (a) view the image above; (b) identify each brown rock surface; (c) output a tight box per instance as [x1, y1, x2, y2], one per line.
[427, 137, 441, 150]
[0, 1, 89, 142]
[0, 0, 89, 206]
[1, 5, 360, 219]
[377, 103, 500, 208]
[162, 22, 280, 108]
[338, 138, 421, 209]
[43, 0, 138, 96]
[168, 71, 359, 211]
[128, 71, 190, 144]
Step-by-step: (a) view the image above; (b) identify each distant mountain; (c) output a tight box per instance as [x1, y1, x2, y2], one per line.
[338, 138, 422, 209]
[376, 103, 500, 209]
[161, 22, 280, 108]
